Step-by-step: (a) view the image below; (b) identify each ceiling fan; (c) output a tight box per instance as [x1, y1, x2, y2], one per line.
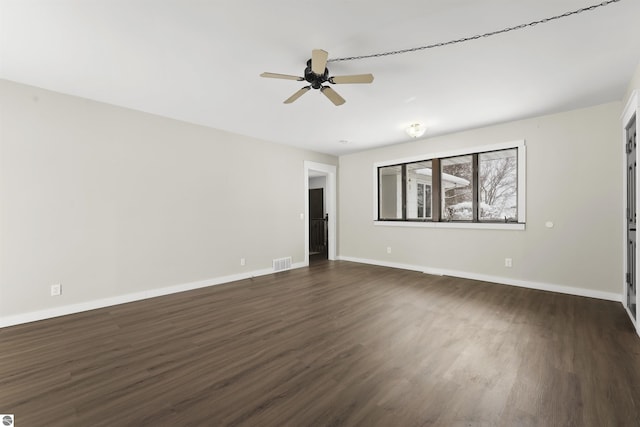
[260, 49, 374, 106]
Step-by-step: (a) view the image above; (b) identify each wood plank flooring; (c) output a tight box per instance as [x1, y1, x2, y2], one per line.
[1, 261, 640, 426]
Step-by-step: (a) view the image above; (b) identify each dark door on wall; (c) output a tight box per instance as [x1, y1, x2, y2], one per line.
[627, 116, 637, 319]
[309, 188, 327, 258]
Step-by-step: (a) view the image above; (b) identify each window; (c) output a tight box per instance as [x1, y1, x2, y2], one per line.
[407, 161, 433, 220]
[378, 165, 403, 219]
[479, 149, 517, 221]
[375, 142, 524, 227]
[441, 155, 473, 221]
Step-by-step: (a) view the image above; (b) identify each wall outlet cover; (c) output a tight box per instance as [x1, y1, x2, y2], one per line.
[51, 284, 62, 296]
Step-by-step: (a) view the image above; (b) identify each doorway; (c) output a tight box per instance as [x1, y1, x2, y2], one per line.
[309, 187, 328, 260]
[304, 161, 336, 265]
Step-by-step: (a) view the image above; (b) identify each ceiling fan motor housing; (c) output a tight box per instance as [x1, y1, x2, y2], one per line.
[304, 59, 328, 89]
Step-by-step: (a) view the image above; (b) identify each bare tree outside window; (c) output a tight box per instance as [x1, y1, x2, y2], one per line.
[479, 149, 517, 221]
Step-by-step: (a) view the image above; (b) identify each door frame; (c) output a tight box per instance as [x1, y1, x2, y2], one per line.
[304, 161, 337, 264]
[622, 89, 639, 335]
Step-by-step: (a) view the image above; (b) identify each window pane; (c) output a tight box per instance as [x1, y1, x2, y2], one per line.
[479, 149, 517, 221]
[379, 165, 403, 219]
[406, 161, 433, 219]
[441, 155, 473, 221]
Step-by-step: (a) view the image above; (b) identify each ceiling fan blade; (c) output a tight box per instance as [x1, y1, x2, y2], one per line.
[329, 74, 374, 84]
[260, 72, 304, 81]
[320, 86, 346, 106]
[284, 86, 311, 104]
[311, 49, 328, 75]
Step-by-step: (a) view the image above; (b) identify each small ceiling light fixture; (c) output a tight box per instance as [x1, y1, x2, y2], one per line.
[406, 123, 427, 138]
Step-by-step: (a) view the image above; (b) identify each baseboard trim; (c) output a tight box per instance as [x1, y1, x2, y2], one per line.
[337, 256, 622, 302]
[2, 258, 621, 328]
[0, 262, 306, 328]
[623, 305, 640, 338]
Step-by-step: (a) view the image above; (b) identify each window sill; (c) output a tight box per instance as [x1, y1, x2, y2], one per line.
[373, 221, 525, 231]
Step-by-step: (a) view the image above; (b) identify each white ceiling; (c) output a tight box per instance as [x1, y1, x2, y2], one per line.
[2, 0, 639, 156]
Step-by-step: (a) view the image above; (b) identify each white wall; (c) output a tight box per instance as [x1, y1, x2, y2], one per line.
[338, 102, 622, 299]
[0, 79, 337, 321]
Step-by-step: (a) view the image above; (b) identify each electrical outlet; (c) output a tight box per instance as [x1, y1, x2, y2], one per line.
[505, 258, 513, 268]
[387, 246, 392, 254]
[240, 258, 246, 266]
[51, 283, 62, 296]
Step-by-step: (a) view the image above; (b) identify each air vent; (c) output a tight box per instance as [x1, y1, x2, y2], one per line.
[273, 256, 292, 272]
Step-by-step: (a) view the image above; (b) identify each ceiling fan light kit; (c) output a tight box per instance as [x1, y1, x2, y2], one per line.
[261, 49, 374, 106]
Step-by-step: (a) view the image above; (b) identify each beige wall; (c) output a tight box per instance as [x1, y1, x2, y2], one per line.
[338, 102, 622, 296]
[0, 79, 336, 318]
[1, 72, 634, 322]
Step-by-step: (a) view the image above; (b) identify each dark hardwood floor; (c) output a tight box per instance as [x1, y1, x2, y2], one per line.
[1, 261, 639, 426]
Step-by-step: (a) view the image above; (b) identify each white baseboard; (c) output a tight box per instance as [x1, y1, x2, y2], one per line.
[623, 305, 640, 338]
[1, 258, 622, 328]
[0, 262, 306, 329]
[337, 256, 622, 302]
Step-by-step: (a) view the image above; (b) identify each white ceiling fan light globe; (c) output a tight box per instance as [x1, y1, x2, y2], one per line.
[406, 123, 427, 138]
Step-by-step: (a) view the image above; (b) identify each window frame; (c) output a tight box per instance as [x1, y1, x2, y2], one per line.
[478, 148, 519, 223]
[440, 153, 475, 222]
[377, 163, 405, 220]
[373, 140, 526, 230]
[405, 159, 435, 222]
